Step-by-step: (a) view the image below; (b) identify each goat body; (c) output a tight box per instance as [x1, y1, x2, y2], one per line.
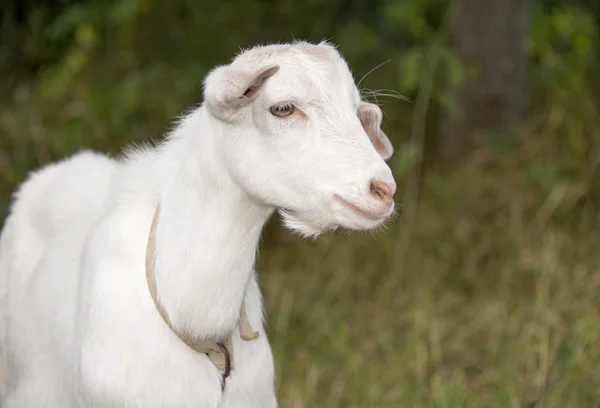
[0, 41, 396, 407]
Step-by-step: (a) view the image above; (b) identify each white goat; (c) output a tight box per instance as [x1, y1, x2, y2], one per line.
[0, 41, 396, 407]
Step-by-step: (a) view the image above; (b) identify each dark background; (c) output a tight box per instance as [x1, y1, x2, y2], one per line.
[1, 0, 599, 406]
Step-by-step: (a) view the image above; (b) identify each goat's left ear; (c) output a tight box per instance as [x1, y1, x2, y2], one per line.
[357, 102, 394, 161]
[204, 64, 280, 121]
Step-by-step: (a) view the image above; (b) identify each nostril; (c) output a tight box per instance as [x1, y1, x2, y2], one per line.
[370, 183, 385, 200]
[369, 180, 395, 204]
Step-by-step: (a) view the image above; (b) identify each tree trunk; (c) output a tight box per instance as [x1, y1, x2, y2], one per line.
[442, 0, 531, 159]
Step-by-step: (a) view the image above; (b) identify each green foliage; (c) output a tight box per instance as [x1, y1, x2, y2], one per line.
[529, 3, 599, 158]
[1, 0, 600, 406]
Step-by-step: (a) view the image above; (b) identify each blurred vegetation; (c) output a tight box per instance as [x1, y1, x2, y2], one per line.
[1, 0, 599, 407]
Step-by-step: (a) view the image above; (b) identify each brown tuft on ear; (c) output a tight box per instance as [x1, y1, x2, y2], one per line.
[357, 103, 394, 161]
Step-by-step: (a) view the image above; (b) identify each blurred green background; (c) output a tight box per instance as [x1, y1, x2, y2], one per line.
[1, 0, 599, 407]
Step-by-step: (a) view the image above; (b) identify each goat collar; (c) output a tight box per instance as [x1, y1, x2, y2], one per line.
[145, 205, 259, 388]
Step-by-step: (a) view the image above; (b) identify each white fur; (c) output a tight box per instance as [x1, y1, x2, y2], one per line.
[0, 41, 396, 407]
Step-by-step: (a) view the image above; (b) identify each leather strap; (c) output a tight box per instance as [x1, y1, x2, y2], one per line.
[145, 205, 259, 379]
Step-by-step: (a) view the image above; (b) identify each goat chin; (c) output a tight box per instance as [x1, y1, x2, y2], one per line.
[278, 208, 335, 238]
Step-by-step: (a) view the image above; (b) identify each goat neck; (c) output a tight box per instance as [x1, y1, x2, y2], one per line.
[151, 107, 273, 342]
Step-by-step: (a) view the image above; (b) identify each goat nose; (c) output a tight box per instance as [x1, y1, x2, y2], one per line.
[369, 179, 396, 206]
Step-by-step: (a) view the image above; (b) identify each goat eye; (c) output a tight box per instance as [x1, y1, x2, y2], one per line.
[269, 103, 295, 118]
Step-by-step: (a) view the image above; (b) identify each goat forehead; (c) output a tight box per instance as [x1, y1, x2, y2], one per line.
[234, 42, 361, 106]
[266, 69, 356, 114]
[235, 42, 355, 85]
[287, 60, 352, 89]
[280, 60, 359, 106]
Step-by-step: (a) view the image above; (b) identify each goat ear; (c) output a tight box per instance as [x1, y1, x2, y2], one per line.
[357, 102, 394, 161]
[204, 64, 280, 120]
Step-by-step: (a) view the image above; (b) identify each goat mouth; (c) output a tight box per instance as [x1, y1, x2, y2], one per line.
[332, 195, 387, 221]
